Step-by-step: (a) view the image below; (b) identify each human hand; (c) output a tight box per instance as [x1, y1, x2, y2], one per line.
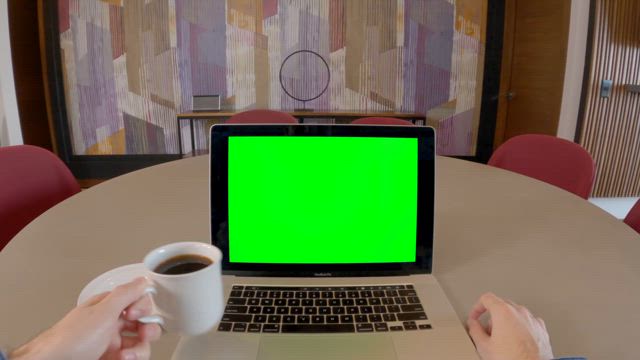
[467, 292, 554, 360]
[10, 277, 162, 360]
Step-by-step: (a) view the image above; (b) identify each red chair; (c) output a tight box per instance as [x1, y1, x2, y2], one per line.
[227, 110, 298, 124]
[624, 199, 640, 235]
[0, 145, 80, 250]
[488, 134, 595, 199]
[351, 117, 414, 126]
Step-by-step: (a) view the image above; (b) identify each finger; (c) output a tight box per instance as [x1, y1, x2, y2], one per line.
[469, 292, 503, 320]
[101, 277, 151, 317]
[123, 295, 154, 321]
[466, 317, 489, 347]
[138, 323, 162, 343]
[81, 291, 110, 307]
[119, 338, 151, 360]
[537, 317, 547, 331]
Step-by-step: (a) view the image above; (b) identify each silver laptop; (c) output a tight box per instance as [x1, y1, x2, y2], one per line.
[174, 124, 478, 360]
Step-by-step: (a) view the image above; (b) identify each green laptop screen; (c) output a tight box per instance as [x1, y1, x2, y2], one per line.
[228, 136, 418, 264]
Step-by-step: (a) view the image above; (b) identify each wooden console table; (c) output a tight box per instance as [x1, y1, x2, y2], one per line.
[176, 111, 426, 157]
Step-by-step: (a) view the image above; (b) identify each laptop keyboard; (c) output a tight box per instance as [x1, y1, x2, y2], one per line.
[218, 284, 432, 333]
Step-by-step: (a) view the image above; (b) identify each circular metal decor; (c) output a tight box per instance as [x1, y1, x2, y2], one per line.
[279, 50, 330, 110]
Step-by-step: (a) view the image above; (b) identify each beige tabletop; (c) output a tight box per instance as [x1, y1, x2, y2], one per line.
[2, 156, 640, 359]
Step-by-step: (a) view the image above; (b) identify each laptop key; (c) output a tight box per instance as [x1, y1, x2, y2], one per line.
[369, 314, 382, 322]
[342, 299, 355, 306]
[401, 304, 424, 312]
[369, 298, 381, 305]
[385, 290, 398, 297]
[374, 323, 389, 332]
[304, 307, 317, 315]
[288, 299, 300, 306]
[335, 291, 346, 298]
[257, 291, 269, 298]
[374, 305, 387, 313]
[381, 297, 394, 305]
[232, 285, 244, 290]
[248, 306, 261, 314]
[248, 298, 260, 306]
[222, 314, 252, 323]
[218, 322, 232, 331]
[227, 298, 247, 305]
[356, 323, 374, 332]
[309, 292, 320, 299]
[419, 324, 432, 330]
[291, 307, 303, 314]
[373, 290, 385, 297]
[283, 291, 294, 299]
[408, 297, 420, 304]
[383, 313, 397, 322]
[230, 290, 243, 297]
[283, 315, 295, 323]
[396, 312, 428, 321]
[225, 305, 248, 314]
[319, 307, 331, 315]
[243, 291, 255, 298]
[387, 305, 401, 313]
[327, 315, 339, 323]
[321, 291, 333, 298]
[297, 315, 310, 323]
[340, 315, 353, 323]
[232, 323, 247, 332]
[390, 325, 403, 331]
[356, 298, 367, 306]
[281, 324, 355, 333]
[329, 299, 341, 306]
[405, 284, 414, 289]
[360, 306, 373, 314]
[332, 307, 345, 314]
[312, 315, 324, 323]
[398, 290, 417, 297]
[253, 315, 267, 323]
[355, 315, 368, 323]
[276, 307, 288, 315]
[394, 297, 408, 305]
[269, 291, 281, 298]
[347, 291, 359, 298]
[295, 292, 306, 299]
[315, 299, 327, 306]
[302, 299, 314, 307]
[275, 299, 286, 306]
[360, 291, 373, 298]
[262, 324, 280, 333]
[403, 321, 418, 330]
[268, 315, 281, 323]
[261, 299, 274, 306]
[248, 323, 261, 333]
[262, 307, 275, 314]
[347, 306, 359, 314]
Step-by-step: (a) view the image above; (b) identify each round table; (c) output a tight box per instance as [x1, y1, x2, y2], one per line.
[1, 156, 639, 359]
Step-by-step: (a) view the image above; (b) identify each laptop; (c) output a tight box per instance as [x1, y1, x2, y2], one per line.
[173, 124, 479, 360]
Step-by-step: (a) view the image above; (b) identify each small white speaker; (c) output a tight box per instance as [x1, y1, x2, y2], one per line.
[192, 95, 221, 112]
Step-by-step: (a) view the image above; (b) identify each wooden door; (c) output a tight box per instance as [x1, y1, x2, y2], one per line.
[579, 0, 640, 197]
[494, 0, 572, 147]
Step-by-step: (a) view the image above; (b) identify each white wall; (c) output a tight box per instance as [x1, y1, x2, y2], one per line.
[557, 0, 590, 140]
[0, 0, 22, 146]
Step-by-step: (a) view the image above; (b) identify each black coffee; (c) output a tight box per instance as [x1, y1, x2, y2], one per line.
[154, 254, 213, 275]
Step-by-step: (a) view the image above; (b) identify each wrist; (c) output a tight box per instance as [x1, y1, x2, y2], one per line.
[9, 330, 59, 360]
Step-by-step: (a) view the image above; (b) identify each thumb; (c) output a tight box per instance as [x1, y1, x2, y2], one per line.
[101, 277, 151, 316]
[467, 317, 489, 348]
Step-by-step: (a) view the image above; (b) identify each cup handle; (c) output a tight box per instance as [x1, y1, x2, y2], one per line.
[137, 286, 165, 328]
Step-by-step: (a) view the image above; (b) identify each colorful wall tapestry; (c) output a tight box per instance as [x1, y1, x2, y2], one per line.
[58, 0, 486, 156]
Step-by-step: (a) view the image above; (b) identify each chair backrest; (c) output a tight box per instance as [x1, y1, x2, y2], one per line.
[351, 117, 414, 126]
[488, 134, 595, 199]
[0, 145, 80, 250]
[227, 110, 298, 124]
[624, 199, 640, 235]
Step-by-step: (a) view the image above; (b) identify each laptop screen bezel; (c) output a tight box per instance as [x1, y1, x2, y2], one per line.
[210, 124, 435, 277]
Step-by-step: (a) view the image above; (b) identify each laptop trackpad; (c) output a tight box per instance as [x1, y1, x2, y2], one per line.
[257, 335, 397, 360]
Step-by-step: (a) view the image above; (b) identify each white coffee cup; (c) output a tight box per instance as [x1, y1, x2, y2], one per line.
[78, 242, 224, 336]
